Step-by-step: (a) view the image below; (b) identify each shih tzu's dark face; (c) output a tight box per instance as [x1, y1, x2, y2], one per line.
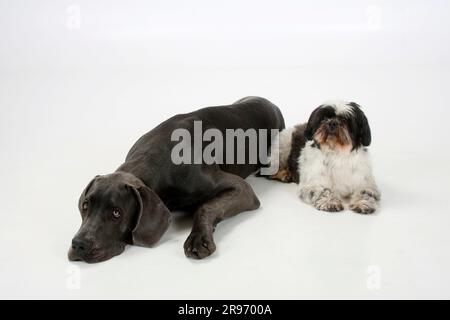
[305, 101, 371, 151]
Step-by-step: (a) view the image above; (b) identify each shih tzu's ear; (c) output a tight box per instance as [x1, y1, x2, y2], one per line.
[129, 184, 171, 247]
[305, 105, 335, 140]
[349, 102, 371, 146]
[305, 106, 323, 140]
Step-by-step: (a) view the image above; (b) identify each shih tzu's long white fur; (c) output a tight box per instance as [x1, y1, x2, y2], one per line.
[268, 100, 380, 214]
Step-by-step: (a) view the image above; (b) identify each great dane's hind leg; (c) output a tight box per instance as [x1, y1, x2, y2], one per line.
[184, 171, 260, 259]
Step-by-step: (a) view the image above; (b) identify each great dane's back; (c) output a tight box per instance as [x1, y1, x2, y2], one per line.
[122, 96, 285, 208]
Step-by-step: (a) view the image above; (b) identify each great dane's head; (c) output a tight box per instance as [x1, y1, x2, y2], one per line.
[68, 172, 171, 263]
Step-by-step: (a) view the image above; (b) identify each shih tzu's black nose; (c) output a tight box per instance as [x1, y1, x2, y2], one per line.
[327, 119, 338, 133]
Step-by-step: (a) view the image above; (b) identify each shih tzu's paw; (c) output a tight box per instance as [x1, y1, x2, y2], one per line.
[313, 189, 344, 212]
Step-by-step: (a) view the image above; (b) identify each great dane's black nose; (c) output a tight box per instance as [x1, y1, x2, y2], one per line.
[72, 238, 93, 255]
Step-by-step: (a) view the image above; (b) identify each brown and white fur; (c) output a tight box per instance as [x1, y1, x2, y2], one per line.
[268, 100, 380, 214]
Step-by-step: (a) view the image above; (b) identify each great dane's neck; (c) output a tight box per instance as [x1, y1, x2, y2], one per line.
[116, 159, 159, 192]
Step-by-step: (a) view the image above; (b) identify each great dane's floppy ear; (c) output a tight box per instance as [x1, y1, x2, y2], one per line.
[129, 184, 171, 247]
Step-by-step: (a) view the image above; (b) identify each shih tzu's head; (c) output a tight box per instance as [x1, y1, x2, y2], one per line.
[305, 100, 371, 151]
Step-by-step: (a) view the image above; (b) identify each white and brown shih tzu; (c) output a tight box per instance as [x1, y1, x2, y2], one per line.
[268, 100, 380, 214]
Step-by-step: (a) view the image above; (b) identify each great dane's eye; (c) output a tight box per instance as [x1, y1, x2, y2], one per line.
[112, 209, 121, 220]
[82, 201, 89, 211]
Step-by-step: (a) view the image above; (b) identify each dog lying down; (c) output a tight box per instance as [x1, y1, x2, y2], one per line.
[69, 97, 285, 263]
[268, 100, 380, 214]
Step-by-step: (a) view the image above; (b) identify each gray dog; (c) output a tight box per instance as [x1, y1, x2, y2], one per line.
[69, 97, 285, 263]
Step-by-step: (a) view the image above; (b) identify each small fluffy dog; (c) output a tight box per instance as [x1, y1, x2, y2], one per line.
[269, 100, 380, 214]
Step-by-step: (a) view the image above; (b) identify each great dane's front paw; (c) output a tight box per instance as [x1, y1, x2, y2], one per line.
[350, 199, 377, 214]
[184, 232, 216, 259]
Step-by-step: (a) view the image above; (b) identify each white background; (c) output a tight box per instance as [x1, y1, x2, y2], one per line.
[1, 0, 450, 299]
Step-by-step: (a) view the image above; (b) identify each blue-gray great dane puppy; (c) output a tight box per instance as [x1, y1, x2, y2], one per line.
[69, 97, 285, 263]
